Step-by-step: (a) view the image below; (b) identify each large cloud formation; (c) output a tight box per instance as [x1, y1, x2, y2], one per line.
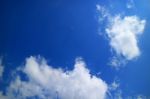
[0, 56, 108, 99]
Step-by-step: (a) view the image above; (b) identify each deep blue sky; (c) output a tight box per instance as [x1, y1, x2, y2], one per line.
[0, 0, 150, 98]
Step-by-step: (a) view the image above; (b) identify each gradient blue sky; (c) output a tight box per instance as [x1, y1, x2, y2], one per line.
[0, 0, 150, 98]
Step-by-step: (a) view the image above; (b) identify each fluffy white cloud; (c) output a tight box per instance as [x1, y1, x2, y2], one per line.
[106, 15, 146, 60]
[0, 56, 108, 99]
[97, 4, 146, 67]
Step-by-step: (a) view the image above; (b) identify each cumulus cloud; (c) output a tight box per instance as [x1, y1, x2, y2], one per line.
[0, 56, 108, 99]
[97, 5, 146, 67]
[106, 15, 146, 60]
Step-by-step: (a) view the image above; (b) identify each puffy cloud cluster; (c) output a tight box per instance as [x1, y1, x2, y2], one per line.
[106, 15, 146, 60]
[97, 4, 146, 67]
[0, 56, 108, 99]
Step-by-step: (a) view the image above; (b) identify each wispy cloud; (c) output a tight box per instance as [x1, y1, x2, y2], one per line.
[0, 56, 108, 99]
[127, 0, 135, 9]
[0, 58, 4, 78]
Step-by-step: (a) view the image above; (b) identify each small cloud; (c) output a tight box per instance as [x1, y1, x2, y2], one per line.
[0, 58, 4, 78]
[136, 95, 147, 99]
[109, 57, 122, 69]
[127, 0, 135, 9]
[109, 80, 120, 91]
[107, 79, 122, 99]
[113, 90, 123, 99]
[96, 5, 110, 22]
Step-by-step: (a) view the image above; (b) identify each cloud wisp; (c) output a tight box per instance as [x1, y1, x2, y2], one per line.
[0, 56, 108, 99]
[0, 58, 4, 78]
[126, 0, 135, 9]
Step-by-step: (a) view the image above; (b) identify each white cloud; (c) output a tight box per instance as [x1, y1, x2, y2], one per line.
[109, 81, 120, 91]
[97, 5, 146, 67]
[96, 5, 111, 23]
[109, 57, 122, 69]
[1, 56, 108, 99]
[106, 15, 146, 60]
[106, 78, 122, 99]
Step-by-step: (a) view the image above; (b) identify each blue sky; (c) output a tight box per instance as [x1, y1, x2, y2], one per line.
[0, 0, 150, 99]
